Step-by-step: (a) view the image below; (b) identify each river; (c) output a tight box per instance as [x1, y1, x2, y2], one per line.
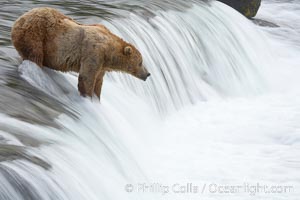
[0, 0, 299, 199]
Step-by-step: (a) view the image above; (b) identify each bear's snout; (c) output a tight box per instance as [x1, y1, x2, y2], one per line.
[142, 73, 151, 81]
[139, 72, 151, 81]
[135, 65, 151, 81]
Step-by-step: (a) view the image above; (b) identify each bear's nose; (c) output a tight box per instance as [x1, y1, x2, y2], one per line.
[142, 73, 151, 81]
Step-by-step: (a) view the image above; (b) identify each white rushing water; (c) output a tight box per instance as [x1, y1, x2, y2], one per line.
[0, 1, 300, 200]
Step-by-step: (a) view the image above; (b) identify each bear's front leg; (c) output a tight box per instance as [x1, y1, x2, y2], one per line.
[94, 70, 105, 100]
[78, 75, 95, 97]
[78, 57, 102, 97]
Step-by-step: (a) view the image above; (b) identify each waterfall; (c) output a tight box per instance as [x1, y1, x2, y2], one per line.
[1, 1, 299, 200]
[103, 2, 270, 113]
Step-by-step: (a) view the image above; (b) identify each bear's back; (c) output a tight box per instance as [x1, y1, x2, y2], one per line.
[11, 7, 75, 66]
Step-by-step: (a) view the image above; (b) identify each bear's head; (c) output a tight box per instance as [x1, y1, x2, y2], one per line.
[104, 42, 151, 81]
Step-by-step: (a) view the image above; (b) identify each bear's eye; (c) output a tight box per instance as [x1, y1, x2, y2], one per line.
[139, 62, 142, 67]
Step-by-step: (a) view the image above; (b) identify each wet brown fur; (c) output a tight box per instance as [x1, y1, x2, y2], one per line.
[11, 7, 150, 98]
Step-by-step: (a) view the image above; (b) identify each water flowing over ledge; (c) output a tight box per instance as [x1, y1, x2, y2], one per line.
[0, 1, 300, 200]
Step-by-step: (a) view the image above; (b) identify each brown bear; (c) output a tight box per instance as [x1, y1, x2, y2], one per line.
[11, 7, 150, 98]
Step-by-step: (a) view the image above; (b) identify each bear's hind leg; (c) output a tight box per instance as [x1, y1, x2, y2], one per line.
[26, 40, 44, 67]
[15, 32, 44, 67]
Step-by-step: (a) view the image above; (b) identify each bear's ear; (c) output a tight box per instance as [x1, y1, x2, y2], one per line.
[123, 46, 133, 56]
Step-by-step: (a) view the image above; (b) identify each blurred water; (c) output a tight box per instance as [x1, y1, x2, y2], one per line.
[0, 0, 300, 200]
